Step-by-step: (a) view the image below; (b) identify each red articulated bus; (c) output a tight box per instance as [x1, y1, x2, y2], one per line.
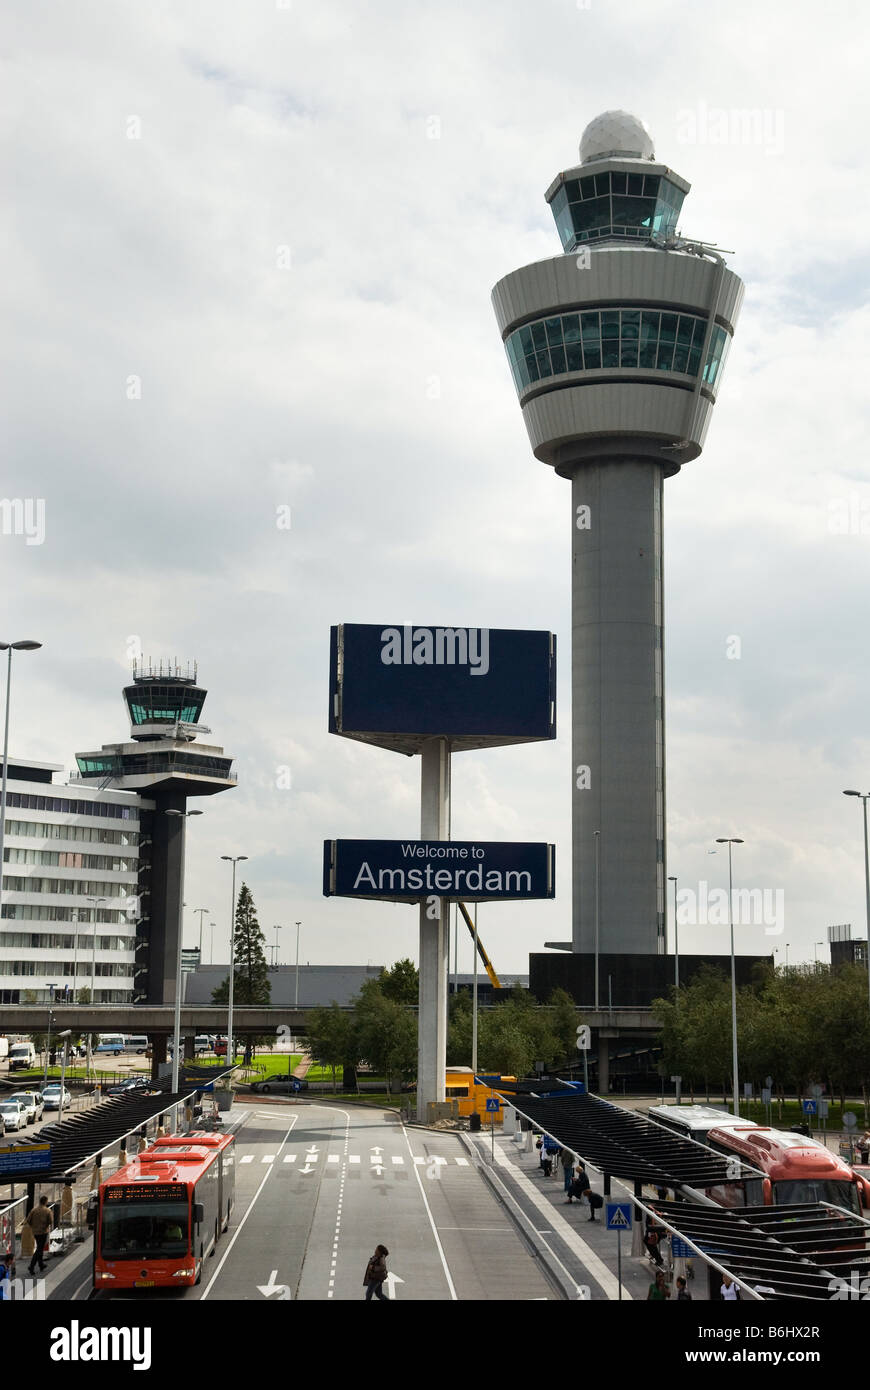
[703, 1124, 870, 1214]
[93, 1131, 235, 1291]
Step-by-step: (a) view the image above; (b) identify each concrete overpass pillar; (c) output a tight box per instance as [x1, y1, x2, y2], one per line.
[597, 1032, 609, 1095]
[150, 1035, 167, 1081]
[183, 1035, 195, 1062]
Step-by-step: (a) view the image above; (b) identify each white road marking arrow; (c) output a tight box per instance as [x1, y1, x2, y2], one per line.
[371, 1146, 383, 1155]
[384, 1271, 404, 1299]
[300, 1164, 316, 1174]
[257, 1270, 290, 1299]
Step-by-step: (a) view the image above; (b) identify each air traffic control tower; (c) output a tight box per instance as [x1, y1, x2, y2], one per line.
[75, 660, 236, 1005]
[493, 112, 743, 960]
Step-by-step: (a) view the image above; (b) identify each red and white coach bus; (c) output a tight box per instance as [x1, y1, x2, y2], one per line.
[703, 1124, 870, 1213]
[93, 1132, 235, 1290]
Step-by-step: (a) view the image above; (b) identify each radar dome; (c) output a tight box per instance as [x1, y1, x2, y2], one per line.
[580, 110, 655, 164]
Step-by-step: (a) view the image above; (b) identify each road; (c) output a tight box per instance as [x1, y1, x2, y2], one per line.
[56, 1101, 556, 1301]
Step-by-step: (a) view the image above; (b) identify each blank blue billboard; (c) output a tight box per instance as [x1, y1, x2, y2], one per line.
[324, 839, 555, 903]
[329, 624, 556, 753]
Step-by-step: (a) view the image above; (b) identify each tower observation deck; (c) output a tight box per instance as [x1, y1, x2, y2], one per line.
[493, 111, 743, 957]
[74, 661, 236, 1006]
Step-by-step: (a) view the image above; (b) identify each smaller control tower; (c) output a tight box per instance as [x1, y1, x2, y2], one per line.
[75, 660, 236, 1004]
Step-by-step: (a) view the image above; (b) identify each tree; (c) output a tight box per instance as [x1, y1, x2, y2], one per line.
[380, 958, 419, 1005]
[547, 988, 580, 1063]
[354, 989, 416, 1095]
[307, 1003, 352, 1092]
[211, 882, 271, 1061]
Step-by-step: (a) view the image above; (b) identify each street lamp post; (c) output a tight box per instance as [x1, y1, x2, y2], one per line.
[221, 855, 248, 1066]
[272, 924, 283, 971]
[166, 810, 203, 1095]
[209, 922, 215, 965]
[43, 984, 56, 1088]
[593, 830, 601, 1011]
[716, 837, 744, 1118]
[668, 875, 679, 991]
[814, 941, 825, 967]
[844, 791, 870, 1014]
[71, 910, 79, 1004]
[0, 640, 42, 922]
[86, 896, 108, 1002]
[194, 907, 210, 962]
[295, 921, 301, 1007]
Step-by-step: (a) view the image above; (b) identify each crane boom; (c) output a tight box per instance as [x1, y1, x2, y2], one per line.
[456, 901, 501, 990]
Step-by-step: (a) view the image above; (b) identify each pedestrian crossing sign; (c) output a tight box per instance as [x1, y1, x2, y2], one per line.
[606, 1202, 632, 1231]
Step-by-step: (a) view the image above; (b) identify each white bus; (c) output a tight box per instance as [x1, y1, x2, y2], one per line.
[646, 1104, 752, 1143]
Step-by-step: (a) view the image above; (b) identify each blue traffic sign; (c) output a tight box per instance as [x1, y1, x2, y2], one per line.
[0, 1143, 51, 1175]
[485, 1098, 500, 1112]
[606, 1202, 632, 1231]
[291, 1079, 301, 1093]
[802, 1099, 817, 1115]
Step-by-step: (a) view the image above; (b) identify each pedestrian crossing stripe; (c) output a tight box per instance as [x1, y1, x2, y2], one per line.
[238, 1152, 474, 1166]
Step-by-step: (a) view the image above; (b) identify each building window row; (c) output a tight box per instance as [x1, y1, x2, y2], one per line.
[1, 875, 133, 897]
[505, 309, 730, 394]
[4, 818, 140, 846]
[0, 930, 133, 951]
[1, 904, 129, 923]
[5, 792, 138, 820]
[3, 960, 133, 978]
[3, 847, 135, 872]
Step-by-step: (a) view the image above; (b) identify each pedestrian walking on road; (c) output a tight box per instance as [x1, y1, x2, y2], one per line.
[363, 1244, 390, 1301]
[25, 1195, 52, 1277]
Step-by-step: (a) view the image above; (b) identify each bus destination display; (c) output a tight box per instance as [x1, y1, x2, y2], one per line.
[106, 1184, 187, 1203]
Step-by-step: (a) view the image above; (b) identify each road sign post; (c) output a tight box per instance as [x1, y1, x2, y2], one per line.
[606, 1202, 632, 1300]
[486, 1093, 500, 1162]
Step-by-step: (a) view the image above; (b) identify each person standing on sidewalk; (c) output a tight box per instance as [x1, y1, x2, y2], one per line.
[560, 1147, 576, 1197]
[363, 1244, 390, 1301]
[25, 1196, 52, 1277]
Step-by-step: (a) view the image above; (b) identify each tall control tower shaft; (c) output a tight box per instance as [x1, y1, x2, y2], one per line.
[493, 112, 743, 958]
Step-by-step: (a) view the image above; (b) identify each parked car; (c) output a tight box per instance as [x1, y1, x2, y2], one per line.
[41, 1084, 71, 1110]
[104, 1077, 152, 1098]
[249, 1076, 308, 1095]
[0, 1101, 24, 1131]
[6, 1092, 38, 1124]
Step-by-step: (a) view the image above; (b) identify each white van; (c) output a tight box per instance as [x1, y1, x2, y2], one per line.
[125, 1036, 149, 1054]
[8, 1041, 36, 1071]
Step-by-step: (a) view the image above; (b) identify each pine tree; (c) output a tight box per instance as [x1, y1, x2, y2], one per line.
[211, 882, 271, 1007]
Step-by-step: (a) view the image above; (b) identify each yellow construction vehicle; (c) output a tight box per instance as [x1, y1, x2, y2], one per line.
[456, 901, 501, 990]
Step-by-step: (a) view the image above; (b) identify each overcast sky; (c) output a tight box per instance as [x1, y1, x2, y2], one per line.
[3, 0, 869, 978]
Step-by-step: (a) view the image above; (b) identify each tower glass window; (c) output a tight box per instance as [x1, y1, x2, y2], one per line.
[548, 172, 685, 249]
[505, 308, 732, 395]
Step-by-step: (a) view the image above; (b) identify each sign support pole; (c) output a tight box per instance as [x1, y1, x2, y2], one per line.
[617, 1227, 622, 1300]
[416, 738, 450, 1122]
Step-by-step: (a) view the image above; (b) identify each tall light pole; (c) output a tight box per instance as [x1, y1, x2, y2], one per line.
[166, 810, 203, 1093]
[295, 921, 301, 1007]
[814, 941, 824, 966]
[716, 838, 744, 1117]
[0, 640, 42, 920]
[86, 895, 108, 1002]
[194, 907, 210, 961]
[209, 922, 215, 965]
[43, 984, 56, 1088]
[221, 855, 248, 1065]
[844, 791, 870, 1013]
[272, 924, 283, 970]
[668, 875, 679, 991]
[71, 910, 79, 1003]
[593, 830, 601, 1010]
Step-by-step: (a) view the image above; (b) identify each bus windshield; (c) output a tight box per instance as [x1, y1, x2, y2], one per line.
[101, 1201, 190, 1259]
[773, 1179, 860, 1214]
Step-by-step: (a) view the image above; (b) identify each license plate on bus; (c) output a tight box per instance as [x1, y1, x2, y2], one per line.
[134, 1279, 154, 1288]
